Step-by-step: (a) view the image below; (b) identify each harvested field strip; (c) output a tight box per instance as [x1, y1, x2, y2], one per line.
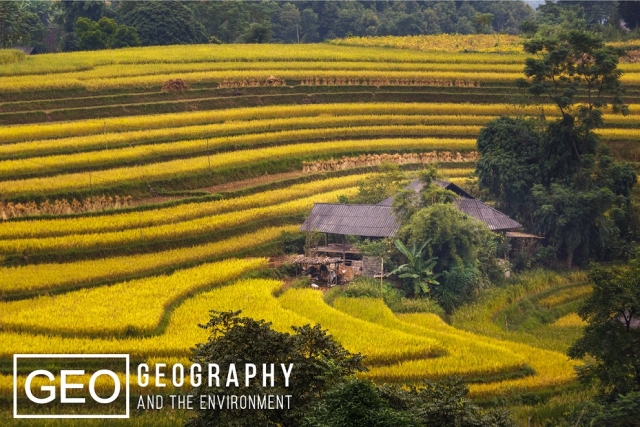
[3, 67, 640, 92]
[3, 102, 639, 145]
[399, 313, 578, 397]
[0, 138, 475, 197]
[0, 258, 266, 337]
[0, 225, 297, 297]
[334, 297, 526, 383]
[0, 188, 358, 255]
[0, 70, 530, 92]
[0, 115, 490, 158]
[0, 175, 368, 239]
[0, 126, 481, 178]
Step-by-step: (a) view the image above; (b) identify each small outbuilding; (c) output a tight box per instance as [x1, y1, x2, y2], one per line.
[300, 179, 531, 280]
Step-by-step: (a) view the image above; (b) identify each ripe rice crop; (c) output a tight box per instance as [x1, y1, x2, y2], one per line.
[172, 278, 444, 364]
[0, 225, 297, 297]
[0, 278, 435, 363]
[0, 258, 266, 336]
[552, 313, 587, 328]
[399, 313, 578, 397]
[0, 103, 593, 144]
[0, 126, 481, 178]
[0, 114, 490, 158]
[0, 189, 357, 255]
[4, 102, 637, 146]
[0, 44, 531, 78]
[330, 34, 525, 53]
[538, 285, 592, 309]
[0, 175, 367, 239]
[0, 138, 475, 197]
[276, 288, 442, 365]
[44, 61, 527, 80]
[334, 297, 526, 382]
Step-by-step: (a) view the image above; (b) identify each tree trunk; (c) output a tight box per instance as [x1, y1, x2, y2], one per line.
[567, 249, 574, 269]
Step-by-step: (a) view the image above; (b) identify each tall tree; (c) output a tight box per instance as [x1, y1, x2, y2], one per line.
[568, 262, 640, 399]
[121, 2, 206, 46]
[476, 30, 638, 267]
[186, 310, 365, 427]
[0, 1, 44, 48]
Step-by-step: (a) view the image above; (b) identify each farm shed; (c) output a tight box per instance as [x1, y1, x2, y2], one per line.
[300, 179, 525, 279]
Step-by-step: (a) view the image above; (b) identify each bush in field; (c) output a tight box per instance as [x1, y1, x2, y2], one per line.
[399, 204, 494, 273]
[303, 378, 419, 427]
[186, 310, 365, 427]
[354, 162, 406, 204]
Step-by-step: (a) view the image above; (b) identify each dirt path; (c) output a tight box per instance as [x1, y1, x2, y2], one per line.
[202, 171, 307, 193]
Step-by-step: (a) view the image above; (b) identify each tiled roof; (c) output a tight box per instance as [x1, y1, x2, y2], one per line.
[456, 198, 521, 231]
[300, 203, 400, 237]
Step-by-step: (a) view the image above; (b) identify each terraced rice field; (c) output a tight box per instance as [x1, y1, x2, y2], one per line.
[0, 39, 613, 421]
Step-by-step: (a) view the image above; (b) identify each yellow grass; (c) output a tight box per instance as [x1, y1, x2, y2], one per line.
[0, 126, 481, 178]
[330, 34, 525, 53]
[0, 188, 357, 254]
[538, 285, 592, 309]
[553, 313, 587, 328]
[0, 138, 475, 197]
[0, 225, 297, 296]
[0, 258, 266, 336]
[0, 175, 367, 239]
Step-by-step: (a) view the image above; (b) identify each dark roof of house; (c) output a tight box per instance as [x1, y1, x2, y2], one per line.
[300, 203, 400, 237]
[379, 178, 520, 231]
[301, 179, 521, 237]
[378, 178, 474, 206]
[455, 198, 521, 231]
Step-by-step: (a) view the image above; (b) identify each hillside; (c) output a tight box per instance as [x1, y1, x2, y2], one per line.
[1, 39, 637, 425]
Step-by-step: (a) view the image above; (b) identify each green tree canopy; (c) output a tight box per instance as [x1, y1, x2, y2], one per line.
[354, 162, 406, 204]
[75, 17, 140, 50]
[568, 261, 640, 399]
[476, 116, 541, 227]
[122, 2, 206, 46]
[186, 310, 365, 427]
[399, 203, 493, 274]
[478, 31, 636, 267]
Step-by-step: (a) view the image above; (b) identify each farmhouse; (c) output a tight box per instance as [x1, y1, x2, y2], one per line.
[298, 179, 524, 281]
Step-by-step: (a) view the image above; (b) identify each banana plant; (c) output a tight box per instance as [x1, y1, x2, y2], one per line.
[388, 239, 440, 297]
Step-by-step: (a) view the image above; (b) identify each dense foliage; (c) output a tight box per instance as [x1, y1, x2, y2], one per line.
[187, 311, 516, 427]
[187, 310, 365, 427]
[74, 17, 139, 50]
[120, 2, 207, 46]
[478, 31, 637, 267]
[568, 262, 640, 399]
